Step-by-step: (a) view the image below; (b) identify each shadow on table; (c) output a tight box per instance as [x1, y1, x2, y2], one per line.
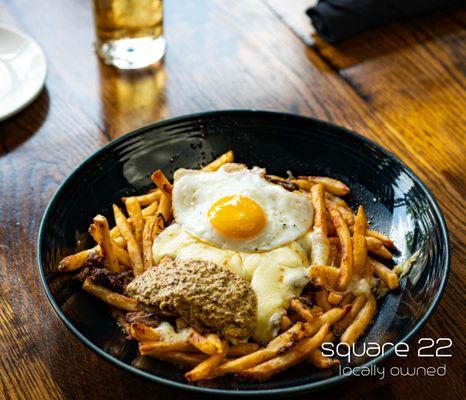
[309, 6, 465, 70]
[0, 88, 49, 156]
[97, 61, 167, 140]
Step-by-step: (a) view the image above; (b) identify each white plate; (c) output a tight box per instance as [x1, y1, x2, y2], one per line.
[0, 26, 47, 122]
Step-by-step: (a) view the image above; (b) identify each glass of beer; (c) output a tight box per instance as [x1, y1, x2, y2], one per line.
[92, 0, 165, 69]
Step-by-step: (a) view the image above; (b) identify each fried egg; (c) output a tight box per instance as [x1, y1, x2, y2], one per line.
[172, 164, 313, 252]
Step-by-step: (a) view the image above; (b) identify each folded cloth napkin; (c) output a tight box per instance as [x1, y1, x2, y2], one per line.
[307, 0, 463, 43]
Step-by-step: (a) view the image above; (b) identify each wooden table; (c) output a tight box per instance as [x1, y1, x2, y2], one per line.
[0, 1, 464, 399]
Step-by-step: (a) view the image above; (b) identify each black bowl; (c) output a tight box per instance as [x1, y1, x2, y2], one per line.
[38, 110, 449, 397]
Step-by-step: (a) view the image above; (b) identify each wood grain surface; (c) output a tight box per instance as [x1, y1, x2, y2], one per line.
[0, 1, 465, 399]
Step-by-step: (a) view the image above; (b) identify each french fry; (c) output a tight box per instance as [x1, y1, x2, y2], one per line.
[308, 266, 340, 289]
[227, 343, 260, 357]
[341, 295, 376, 345]
[155, 193, 171, 235]
[367, 229, 395, 249]
[150, 169, 173, 198]
[306, 307, 347, 336]
[290, 298, 315, 323]
[89, 215, 121, 273]
[113, 205, 144, 276]
[125, 197, 144, 245]
[300, 176, 350, 196]
[353, 206, 368, 276]
[208, 323, 305, 379]
[291, 179, 312, 191]
[368, 244, 393, 260]
[143, 350, 207, 368]
[328, 292, 343, 306]
[142, 200, 159, 218]
[241, 324, 329, 380]
[82, 278, 139, 311]
[202, 150, 234, 172]
[139, 340, 196, 353]
[280, 315, 292, 331]
[142, 216, 157, 270]
[188, 331, 223, 355]
[368, 258, 398, 289]
[315, 288, 332, 311]
[122, 190, 161, 206]
[111, 242, 131, 267]
[308, 332, 339, 369]
[334, 294, 367, 334]
[328, 206, 353, 291]
[311, 183, 328, 236]
[308, 349, 340, 369]
[58, 249, 95, 271]
[130, 323, 161, 341]
[185, 340, 228, 381]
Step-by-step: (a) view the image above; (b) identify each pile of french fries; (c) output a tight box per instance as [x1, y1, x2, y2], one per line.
[58, 150, 402, 382]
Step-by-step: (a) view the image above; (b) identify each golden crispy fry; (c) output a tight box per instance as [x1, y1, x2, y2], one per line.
[291, 179, 312, 191]
[142, 216, 157, 270]
[368, 257, 398, 289]
[113, 205, 144, 276]
[328, 206, 354, 291]
[308, 265, 340, 289]
[368, 244, 393, 260]
[315, 288, 332, 311]
[130, 323, 162, 341]
[367, 229, 395, 249]
[82, 278, 139, 311]
[227, 343, 260, 357]
[89, 215, 121, 273]
[155, 193, 172, 235]
[308, 349, 340, 369]
[311, 183, 328, 236]
[150, 169, 173, 198]
[280, 315, 292, 331]
[353, 206, 368, 276]
[202, 150, 234, 172]
[122, 190, 161, 206]
[139, 340, 196, 353]
[188, 331, 223, 355]
[365, 236, 383, 250]
[305, 307, 347, 336]
[185, 340, 228, 382]
[112, 241, 131, 267]
[341, 293, 354, 306]
[341, 295, 376, 345]
[143, 350, 207, 368]
[142, 200, 160, 218]
[333, 294, 367, 334]
[208, 323, 305, 379]
[300, 176, 350, 196]
[125, 197, 144, 244]
[308, 332, 339, 369]
[290, 298, 316, 323]
[327, 292, 343, 306]
[58, 249, 95, 272]
[241, 324, 329, 380]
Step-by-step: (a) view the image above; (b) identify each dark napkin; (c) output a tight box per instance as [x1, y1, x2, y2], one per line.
[307, 0, 463, 43]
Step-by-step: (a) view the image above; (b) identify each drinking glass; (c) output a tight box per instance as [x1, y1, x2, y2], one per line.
[92, 0, 165, 69]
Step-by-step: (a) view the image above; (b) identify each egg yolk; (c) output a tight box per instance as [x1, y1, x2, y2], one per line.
[208, 195, 266, 239]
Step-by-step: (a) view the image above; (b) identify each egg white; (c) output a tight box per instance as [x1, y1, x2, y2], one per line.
[172, 164, 313, 252]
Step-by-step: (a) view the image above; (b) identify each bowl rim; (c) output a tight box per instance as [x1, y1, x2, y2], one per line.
[37, 110, 450, 396]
